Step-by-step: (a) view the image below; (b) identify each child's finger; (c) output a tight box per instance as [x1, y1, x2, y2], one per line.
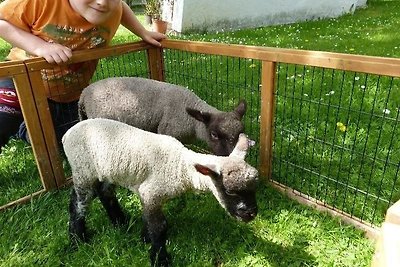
[44, 53, 64, 65]
[62, 47, 73, 59]
[58, 50, 72, 63]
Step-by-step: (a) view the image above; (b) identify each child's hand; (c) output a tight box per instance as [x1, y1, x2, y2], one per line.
[33, 43, 73, 64]
[141, 31, 166, 47]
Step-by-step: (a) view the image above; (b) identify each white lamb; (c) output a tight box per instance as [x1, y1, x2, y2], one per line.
[63, 118, 258, 267]
[78, 77, 247, 156]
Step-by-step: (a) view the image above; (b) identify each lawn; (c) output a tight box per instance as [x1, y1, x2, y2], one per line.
[0, 183, 373, 266]
[2, 0, 400, 266]
[172, 0, 400, 58]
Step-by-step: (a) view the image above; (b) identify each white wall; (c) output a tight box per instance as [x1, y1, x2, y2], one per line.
[168, 0, 367, 33]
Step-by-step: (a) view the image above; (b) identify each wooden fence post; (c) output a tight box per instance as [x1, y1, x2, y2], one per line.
[13, 71, 58, 190]
[259, 61, 276, 180]
[24, 69, 66, 189]
[147, 47, 165, 81]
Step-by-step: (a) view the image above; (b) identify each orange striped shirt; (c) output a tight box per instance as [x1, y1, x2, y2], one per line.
[0, 0, 123, 102]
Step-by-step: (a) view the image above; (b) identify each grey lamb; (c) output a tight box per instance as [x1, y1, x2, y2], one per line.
[63, 118, 258, 267]
[78, 77, 247, 156]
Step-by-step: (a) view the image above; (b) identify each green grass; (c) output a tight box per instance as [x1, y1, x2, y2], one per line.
[2, 1, 400, 265]
[0, 140, 42, 206]
[0, 184, 374, 266]
[174, 1, 400, 58]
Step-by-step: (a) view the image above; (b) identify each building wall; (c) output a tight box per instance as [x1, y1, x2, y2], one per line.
[168, 0, 367, 33]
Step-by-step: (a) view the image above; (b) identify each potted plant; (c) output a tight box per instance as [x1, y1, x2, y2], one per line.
[144, 0, 158, 25]
[145, 0, 168, 33]
[144, 11, 153, 26]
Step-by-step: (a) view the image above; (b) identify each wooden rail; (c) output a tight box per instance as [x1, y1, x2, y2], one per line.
[269, 180, 380, 240]
[162, 39, 400, 77]
[23, 42, 152, 71]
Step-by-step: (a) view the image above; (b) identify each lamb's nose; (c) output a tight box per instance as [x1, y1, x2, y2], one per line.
[249, 207, 258, 218]
[237, 203, 258, 217]
[237, 202, 247, 211]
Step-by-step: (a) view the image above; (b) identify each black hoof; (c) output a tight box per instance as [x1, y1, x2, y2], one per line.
[111, 213, 130, 227]
[151, 252, 171, 267]
[69, 230, 92, 246]
[141, 227, 151, 244]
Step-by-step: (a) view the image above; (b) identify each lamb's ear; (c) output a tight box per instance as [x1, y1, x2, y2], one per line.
[194, 164, 220, 178]
[234, 100, 247, 119]
[229, 133, 255, 159]
[186, 108, 212, 124]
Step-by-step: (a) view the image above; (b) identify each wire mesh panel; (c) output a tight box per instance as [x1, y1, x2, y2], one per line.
[43, 50, 150, 101]
[92, 50, 149, 82]
[273, 63, 400, 225]
[7, 39, 400, 228]
[163, 48, 262, 165]
[22, 48, 151, 187]
[41, 50, 150, 151]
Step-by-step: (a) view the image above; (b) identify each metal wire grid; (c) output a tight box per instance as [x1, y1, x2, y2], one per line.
[39, 48, 400, 225]
[92, 50, 150, 82]
[43, 50, 150, 132]
[163, 49, 400, 225]
[163, 48, 262, 165]
[273, 63, 400, 225]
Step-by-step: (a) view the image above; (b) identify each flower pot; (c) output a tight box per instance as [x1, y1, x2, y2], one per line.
[152, 19, 168, 34]
[145, 14, 153, 25]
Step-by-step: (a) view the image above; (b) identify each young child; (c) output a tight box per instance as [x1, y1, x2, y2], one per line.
[0, 0, 166, 153]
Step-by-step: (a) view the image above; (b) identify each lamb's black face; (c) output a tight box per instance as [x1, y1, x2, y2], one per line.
[211, 162, 259, 223]
[207, 113, 244, 156]
[222, 189, 258, 222]
[186, 100, 246, 156]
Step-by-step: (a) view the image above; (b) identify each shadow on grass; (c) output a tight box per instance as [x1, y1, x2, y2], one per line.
[0, 182, 372, 266]
[164, 184, 317, 266]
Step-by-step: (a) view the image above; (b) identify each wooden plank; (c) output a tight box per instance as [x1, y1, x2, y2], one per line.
[13, 72, 56, 190]
[24, 41, 151, 71]
[0, 189, 47, 211]
[26, 70, 66, 188]
[269, 180, 380, 240]
[147, 47, 165, 81]
[59, 177, 73, 188]
[381, 223, 400, 267]
[0, 60, 26, 76]
[385, 199, 400, 225]
[21, 39, 400, 77]
[372, 199, 400, 267]
[372, 223, 400, 267]
[259, 61, 276, 180]
[162, 39, 400, 77]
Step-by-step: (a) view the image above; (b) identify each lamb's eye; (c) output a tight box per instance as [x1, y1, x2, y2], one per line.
[210, 131, 219, 140]
[225, 190, 238, 197]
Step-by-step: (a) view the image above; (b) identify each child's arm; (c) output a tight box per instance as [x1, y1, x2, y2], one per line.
[0, 19, 72, 64]
[121, 2, 166, 47]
